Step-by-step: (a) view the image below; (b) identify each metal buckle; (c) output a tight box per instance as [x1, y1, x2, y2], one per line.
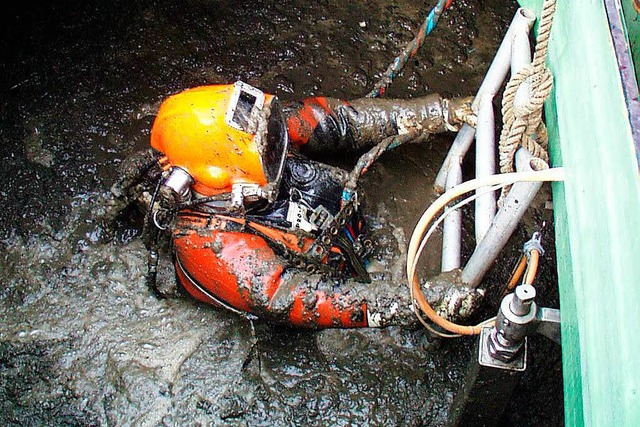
[286, 201, 334, 233]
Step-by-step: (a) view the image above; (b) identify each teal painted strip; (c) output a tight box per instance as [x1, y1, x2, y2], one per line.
[621, 0, 640, 81]
[547, 91, 585, 426]
[518, 1, 640, 425]
[517, 2, 586, 424]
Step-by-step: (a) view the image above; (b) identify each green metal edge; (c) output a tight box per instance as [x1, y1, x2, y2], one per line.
[621, 0, 640, 81]
[518, 1, 640, 425]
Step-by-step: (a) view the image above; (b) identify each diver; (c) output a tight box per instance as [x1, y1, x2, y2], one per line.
[106, 81, 482, 328]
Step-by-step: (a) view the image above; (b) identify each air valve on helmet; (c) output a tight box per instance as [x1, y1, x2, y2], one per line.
[161, 167, 194, 202]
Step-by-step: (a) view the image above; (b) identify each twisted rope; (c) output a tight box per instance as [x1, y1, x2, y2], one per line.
[342, 130, 421, 205]
[498, 0, 557, 192]
[366, 0, 453, 98]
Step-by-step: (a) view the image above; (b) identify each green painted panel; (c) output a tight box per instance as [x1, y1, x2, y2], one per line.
[621, 0, 640, 81]
[517, 1, 640, 425]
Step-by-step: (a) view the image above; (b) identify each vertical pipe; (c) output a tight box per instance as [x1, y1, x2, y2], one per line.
[441, 160, 463, 271]
[474, 95, 497, 243]
[434, 124, 475, 193]
[473, 8, 536, 244]
[437, 7, 536, 274]
[461, 148, 547, 287]
[468, 7, 535, 261]
[511, 11, 534, 113]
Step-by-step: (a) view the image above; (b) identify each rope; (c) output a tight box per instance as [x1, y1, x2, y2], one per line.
[342, 130, 421, 205]
[498, 0, 557, 199]
[366, 0, 453, 98]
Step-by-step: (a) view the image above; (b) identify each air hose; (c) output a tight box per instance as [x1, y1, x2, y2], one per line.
[366, 0, 454, 98]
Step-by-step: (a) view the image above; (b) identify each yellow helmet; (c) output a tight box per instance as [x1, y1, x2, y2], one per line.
[150, 81, 288, 205]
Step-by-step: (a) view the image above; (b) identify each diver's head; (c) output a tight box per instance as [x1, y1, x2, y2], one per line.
[150, 81, 288, 212]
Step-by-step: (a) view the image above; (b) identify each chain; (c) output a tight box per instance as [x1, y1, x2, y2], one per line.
[305, 198, 358, 262]
[256, 194, 371, 278]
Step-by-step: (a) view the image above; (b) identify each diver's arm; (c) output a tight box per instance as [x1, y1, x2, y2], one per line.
[282, 95, 473, 157]
[173, 224, 419, 328]
[269, 269, 418, 328]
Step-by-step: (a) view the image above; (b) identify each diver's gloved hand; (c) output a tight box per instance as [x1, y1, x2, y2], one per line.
[423, 271, 485, 323]
[99, 148, 160, 243]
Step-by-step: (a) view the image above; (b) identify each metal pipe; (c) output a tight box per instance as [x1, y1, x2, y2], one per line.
[437, 7, 536, 274]
[511, 12, 534, 115]
[461, 148, 548, 287]
[474, 95, 497, 243]
[441, 160, 463, 271]
[434, 8, 536, 191]
[434, 123, 475, 193]
[473, 8, 536, 243]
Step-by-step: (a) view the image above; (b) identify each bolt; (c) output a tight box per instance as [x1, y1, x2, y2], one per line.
[487, 327, 523, 362]
[510, 284, 536, 316]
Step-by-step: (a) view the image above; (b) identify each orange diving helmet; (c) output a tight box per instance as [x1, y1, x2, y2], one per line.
[150, 81, 289, 210]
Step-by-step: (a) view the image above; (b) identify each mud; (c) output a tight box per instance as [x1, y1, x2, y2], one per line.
[1, 0, 563, 426]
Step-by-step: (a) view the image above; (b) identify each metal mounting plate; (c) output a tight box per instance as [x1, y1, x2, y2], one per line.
[478, 326, 527, 372]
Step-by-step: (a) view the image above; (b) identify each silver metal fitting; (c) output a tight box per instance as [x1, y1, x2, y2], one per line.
[482, 283, 561, 368]
[479, 326, 527, 371]
[510, 284, 536, 316]
[523, 231, 545, 256]
[230, 183, 268, 210]
[487, 327, 526, 364]
[163, 167, 193, 200]
[497, 290, 538, 344]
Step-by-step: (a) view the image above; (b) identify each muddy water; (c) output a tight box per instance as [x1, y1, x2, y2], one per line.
[0, 1, 562, 425]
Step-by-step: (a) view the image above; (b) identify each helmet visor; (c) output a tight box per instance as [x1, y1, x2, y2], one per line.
[263, 98, 288, 186]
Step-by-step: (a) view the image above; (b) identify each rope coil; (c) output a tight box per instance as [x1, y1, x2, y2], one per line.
[498, 0, 557, 199]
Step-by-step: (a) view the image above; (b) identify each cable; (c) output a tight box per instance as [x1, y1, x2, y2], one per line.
[408, 168, 565, 275]
[407, 167, 565, 335]
[502, 253, 527, 296]
[366, 0, 454, 98]
[414, 183, 505, 276]
[410, 182, 506, 336]
[523, 248, 540, 285]
[422, 315, 497, 339]
[342, 131, 419, 204]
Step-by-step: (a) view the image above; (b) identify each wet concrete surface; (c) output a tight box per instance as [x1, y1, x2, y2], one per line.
[0, 1, 563, 425]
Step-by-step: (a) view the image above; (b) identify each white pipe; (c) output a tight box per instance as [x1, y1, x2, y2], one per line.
[441, 160, 463, 272]
[473, 8, 536, 244]
[460, 148, 548, 287]
[437, 8, 536, 272]
[434, 124, 474, 193]
[434, 8, 536, 191]
[471, 8, 535, 109]
[511, 13, 534, 113]
[474, 95, 497, 243]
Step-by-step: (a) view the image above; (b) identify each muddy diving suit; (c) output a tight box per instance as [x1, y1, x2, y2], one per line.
[113, 81, 478, 328]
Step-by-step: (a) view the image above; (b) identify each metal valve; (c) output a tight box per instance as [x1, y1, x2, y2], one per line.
[162, 167, 193, 201]
[479, 284, 561, 371]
